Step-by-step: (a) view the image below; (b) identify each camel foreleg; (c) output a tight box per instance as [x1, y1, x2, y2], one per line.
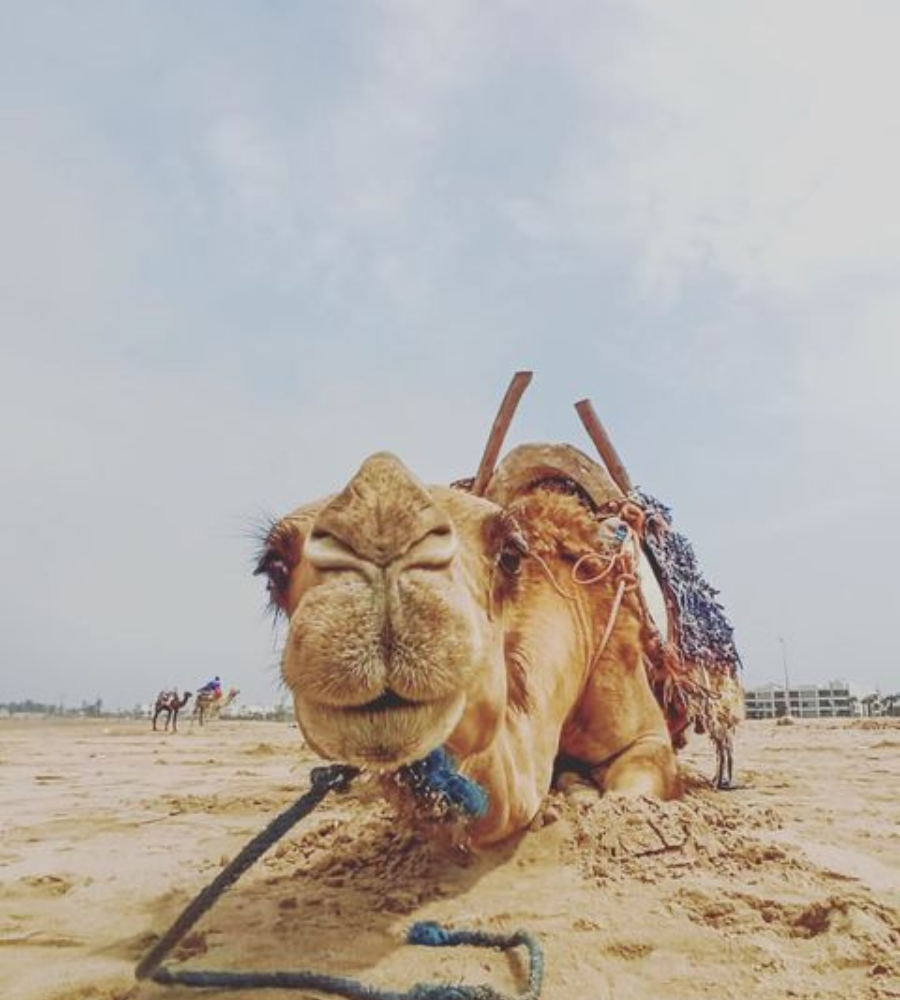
[713, 730, 737, 790]
[454, 718, 557, 847]
[591, 735, 680, 799]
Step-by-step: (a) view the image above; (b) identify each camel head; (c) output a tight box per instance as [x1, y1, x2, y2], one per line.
[257, 452, 524, 770]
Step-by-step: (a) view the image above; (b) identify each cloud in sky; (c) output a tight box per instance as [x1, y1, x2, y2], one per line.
[540, 1, 900, 295]
[1, 1, 898, 708]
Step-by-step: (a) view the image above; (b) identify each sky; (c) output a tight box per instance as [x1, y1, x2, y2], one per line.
[1, 1, 898, 709]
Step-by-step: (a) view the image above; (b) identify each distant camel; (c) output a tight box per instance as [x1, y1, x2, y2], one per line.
[152, 690, 192, 733]
[192, 687, 239, 726]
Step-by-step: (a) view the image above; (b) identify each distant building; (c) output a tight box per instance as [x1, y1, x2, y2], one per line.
[744, 680, 857, 719]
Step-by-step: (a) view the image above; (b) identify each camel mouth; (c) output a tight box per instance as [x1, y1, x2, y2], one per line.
[343, 689, 418, 714]
[294, 690, 466, 770]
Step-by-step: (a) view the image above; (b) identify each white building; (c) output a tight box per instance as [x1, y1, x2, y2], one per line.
[744, 680, 865, 719]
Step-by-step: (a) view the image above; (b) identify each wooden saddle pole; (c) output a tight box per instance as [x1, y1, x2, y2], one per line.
[573, 398, 634, 497]
[471, 371, 534, 496]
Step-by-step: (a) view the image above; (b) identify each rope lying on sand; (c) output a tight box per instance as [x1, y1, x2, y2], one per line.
[135, 753, 543, 1000]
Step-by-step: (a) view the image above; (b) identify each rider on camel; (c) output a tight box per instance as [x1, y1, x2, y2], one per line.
[198, 675, 222, 700]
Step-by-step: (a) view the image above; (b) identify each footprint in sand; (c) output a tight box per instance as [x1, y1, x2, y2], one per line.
[18, 874, 76, 897]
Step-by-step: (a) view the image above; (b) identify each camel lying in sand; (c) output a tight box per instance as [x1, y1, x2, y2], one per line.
[256, 451, 680, 846]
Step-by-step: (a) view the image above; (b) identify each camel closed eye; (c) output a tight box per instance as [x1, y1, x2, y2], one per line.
[303, 532, 371, 573]
[400, 526, 457, 570]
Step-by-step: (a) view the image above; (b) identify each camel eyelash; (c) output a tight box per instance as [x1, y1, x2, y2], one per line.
[253, 545, 293, 619]
[255, 553, 290, 594]
[500, 512, 529, 551]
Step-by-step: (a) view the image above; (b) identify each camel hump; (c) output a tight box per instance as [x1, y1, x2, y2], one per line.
[482, 443, 623, 510]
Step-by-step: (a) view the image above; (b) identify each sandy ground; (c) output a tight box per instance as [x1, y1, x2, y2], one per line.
[1, 716, 899, 1000]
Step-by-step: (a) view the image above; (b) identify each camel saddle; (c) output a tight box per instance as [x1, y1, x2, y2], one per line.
[474, 442, 671, 641]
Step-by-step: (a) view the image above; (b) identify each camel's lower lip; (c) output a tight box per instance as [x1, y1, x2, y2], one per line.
[294, 691, 466, 769]
[342, 690, 418, 714]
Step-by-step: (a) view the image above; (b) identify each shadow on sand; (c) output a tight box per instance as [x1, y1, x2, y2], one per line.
[124, 793, 524, 995]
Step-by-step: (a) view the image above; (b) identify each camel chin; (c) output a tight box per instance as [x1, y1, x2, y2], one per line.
[294, 690, 466, 770]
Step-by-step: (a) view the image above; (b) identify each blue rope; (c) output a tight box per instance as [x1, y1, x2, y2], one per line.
[135, 763, 358, 982]
[408, 923, 543, 999]
[135, 754, 542, 1000]
[149, 922, 542, 999]
[395, 747, 489, 819]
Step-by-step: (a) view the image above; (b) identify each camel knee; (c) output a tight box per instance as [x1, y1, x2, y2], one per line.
[598, 737, 680, 800]
[463, 753, 546, 847]
[471, 791, 542, 846]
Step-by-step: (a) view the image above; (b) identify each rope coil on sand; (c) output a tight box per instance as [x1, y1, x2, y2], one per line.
[135, 753, 543, 1000]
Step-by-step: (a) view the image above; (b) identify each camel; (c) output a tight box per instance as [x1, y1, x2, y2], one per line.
[192, 687, 239, 726]
[152, 690, 192, 733]
[696, 668, 745, 789]
[256, 451, 679, 846]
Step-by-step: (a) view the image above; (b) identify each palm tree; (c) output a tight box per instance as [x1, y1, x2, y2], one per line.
[860, 693, 883, 718]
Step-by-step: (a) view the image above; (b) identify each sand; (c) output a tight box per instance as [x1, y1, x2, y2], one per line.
[1, 716, 898, 1000]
